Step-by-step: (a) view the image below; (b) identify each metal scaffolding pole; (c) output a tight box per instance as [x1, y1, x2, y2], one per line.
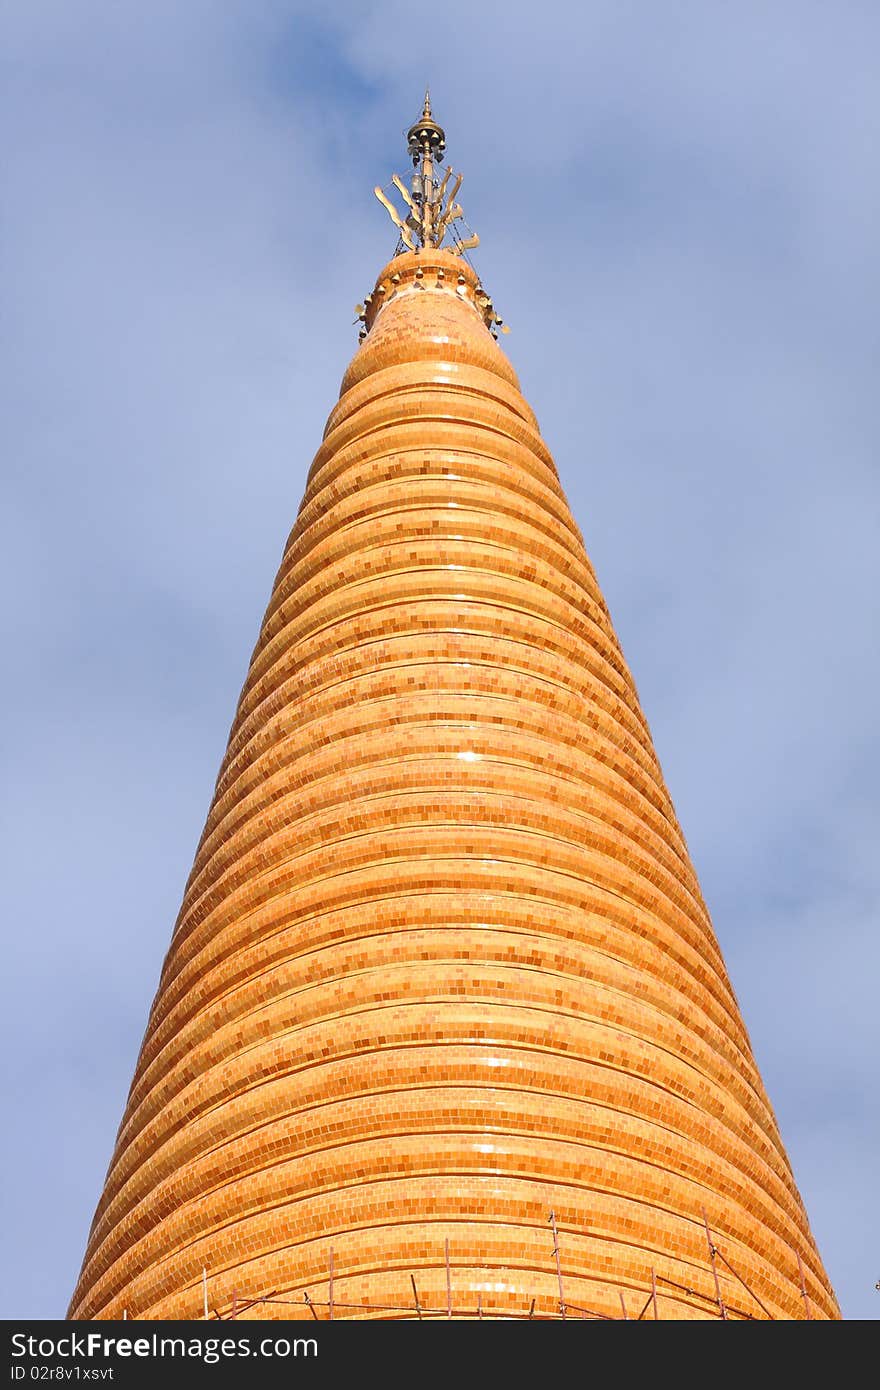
[549, 1210, 566, 1320]
[701, 1208, 728, 1320]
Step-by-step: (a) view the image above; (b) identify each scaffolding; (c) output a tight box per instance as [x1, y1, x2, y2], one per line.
[124, 1208, 816, 1322]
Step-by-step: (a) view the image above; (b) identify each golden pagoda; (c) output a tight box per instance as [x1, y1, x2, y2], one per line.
[69, 98, 840, 1321]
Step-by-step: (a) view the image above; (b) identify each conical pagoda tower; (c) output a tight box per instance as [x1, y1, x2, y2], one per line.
[70, 101, 839, 1322]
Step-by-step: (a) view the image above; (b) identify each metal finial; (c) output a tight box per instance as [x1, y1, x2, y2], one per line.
[374, 96, 479, 257]
[366, 103, 509, 340]
[406, 92, 445, 166]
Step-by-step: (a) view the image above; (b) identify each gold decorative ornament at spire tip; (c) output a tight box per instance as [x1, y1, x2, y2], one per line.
[367, 99, 510, 339]
[376, 95, 476, 256]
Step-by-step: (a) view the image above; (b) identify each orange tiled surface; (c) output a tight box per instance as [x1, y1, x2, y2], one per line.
[69, 248, 840, 1321]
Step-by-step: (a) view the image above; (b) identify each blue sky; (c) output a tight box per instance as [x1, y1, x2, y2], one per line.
[2, 1, 878, 1319]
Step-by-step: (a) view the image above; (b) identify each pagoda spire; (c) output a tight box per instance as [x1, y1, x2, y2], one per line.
[374, 93, 479, 254]
[68, 105, 840, 1324]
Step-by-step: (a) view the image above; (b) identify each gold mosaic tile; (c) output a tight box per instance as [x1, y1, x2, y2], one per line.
[68, 248, 839, 1322]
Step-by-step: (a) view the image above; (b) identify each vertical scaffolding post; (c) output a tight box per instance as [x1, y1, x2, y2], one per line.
[202, 1268, 209, 1321]
[445, 1238, 452, 1318]
[549, 1210, 566, 1320]
[651, 1268, 659, 1320]
[619, 1291, 629, 1320]
[796, 1251, 813, 1320]
[701, 1207, 728, 1320]
[411, 1274, 423, 1319]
